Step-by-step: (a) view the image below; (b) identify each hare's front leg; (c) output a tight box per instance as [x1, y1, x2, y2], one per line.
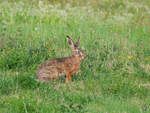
[65, 74, 71, 82]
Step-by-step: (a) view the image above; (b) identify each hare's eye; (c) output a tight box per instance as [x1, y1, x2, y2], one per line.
[77, 50, 80, 54]
[74, 49, 81, 55]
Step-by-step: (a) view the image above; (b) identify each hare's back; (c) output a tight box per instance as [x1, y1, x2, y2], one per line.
[36, 59, 58, 72]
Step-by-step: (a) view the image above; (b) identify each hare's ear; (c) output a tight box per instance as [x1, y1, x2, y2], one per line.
[66, 35, 75, 49]
[75, 37, 80, 47]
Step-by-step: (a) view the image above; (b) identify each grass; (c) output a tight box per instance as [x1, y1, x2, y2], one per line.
[0, 0, 150, 113]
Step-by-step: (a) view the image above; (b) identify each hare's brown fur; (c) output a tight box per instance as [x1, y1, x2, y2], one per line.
[36, 36, 85, 82]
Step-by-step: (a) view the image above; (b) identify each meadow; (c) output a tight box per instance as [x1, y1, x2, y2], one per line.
[0, 0, 150, 112]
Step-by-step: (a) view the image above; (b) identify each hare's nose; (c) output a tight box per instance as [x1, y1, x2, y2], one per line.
[82, 55, 86, 60]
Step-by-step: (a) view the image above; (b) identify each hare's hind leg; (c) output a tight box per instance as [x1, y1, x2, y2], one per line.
[37, 68, 58, 81]
[37, 74, 50, 81]
[38, 73, 58, 81]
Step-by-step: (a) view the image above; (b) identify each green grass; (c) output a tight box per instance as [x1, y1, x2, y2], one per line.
[0, 0, 150, 113]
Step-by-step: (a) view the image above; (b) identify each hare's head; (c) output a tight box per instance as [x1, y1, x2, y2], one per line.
[66, 35, 85, 60]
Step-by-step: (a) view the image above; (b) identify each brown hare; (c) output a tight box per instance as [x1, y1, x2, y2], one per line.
[36, 36, 85, 82]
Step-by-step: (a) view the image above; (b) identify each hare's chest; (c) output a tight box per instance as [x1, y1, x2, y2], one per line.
[69, 62, 80, 74]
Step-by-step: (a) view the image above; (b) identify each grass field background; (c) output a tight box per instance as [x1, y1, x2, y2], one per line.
[0, 0, 150, 113]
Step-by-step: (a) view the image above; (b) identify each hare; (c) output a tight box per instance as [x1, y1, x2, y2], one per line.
[36, 36, 85, 82]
